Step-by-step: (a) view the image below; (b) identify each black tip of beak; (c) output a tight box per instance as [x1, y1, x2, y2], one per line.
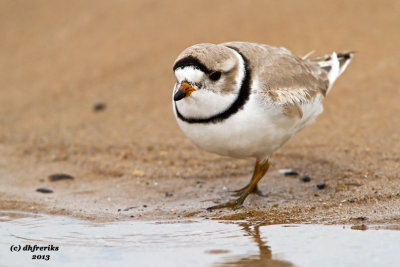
[174, 90, 186, 101]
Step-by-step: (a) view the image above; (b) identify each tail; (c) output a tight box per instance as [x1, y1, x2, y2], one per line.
[312, 51, 354, 94]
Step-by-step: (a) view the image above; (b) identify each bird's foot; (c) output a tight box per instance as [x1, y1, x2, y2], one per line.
[206, 198, 244, 211]
[231, 185, 268, 197]
[207, 160, 270, 211]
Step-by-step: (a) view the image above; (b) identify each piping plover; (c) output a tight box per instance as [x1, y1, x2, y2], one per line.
[172, 42, 353, 210]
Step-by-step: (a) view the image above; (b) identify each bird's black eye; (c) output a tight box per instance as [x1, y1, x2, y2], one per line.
[209, 71, 221, 81]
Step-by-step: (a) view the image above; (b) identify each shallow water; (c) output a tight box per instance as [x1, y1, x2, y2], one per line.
[1, 211, 400, 267]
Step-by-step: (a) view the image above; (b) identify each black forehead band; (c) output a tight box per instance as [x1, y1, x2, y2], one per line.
[173, 56, 213, 74]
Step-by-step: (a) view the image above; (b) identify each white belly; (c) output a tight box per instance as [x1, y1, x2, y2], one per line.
[174, 95, 323, 160]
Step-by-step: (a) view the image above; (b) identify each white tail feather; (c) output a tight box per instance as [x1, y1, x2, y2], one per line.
[327, 52, 340, 93]
[313, 51, 354, 94]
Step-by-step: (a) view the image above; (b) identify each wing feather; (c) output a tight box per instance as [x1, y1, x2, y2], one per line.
[222, 42, 329, 118]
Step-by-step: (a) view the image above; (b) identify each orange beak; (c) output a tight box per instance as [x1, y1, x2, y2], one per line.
[174, 82, 196, 101]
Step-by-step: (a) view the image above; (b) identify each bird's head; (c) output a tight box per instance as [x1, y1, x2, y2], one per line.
[172, 43, 243, 102]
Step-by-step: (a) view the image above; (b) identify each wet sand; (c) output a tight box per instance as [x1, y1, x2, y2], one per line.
[0, 0, 399, 224]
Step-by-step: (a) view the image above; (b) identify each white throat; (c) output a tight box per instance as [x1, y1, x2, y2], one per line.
[174, 89, 237, 119]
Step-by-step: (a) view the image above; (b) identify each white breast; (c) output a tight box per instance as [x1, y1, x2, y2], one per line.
[174, 93, 324, 160]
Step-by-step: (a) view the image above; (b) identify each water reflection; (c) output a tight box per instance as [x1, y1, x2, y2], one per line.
[0, 211, 278, 267]
[217, 222, 293, 267]
[1, 210, 400, 267]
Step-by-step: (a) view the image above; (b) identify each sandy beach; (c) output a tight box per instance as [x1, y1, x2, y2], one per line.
[0, 0, 399, 224]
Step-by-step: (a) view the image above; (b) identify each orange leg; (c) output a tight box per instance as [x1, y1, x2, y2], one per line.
[207, 160, 270, 211]
[231, 184, 267, 197]
[231, 164, 269, 197]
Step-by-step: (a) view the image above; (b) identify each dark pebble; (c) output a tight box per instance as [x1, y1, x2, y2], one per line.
[48, 173, 74, 182]
[301, 175, 311, 182]
[143, 204, 148, 208]
[36, 188, 53, 193]
[93, 102, 106, 112]
[317, 183, 326, 190]
[349, 199, 355, 203]
[123, 206, 137, 211]
[165, 192, 173, 197]
[314, 193, 320, 197]
[117, 209, 121, 212]
[356, 216, 367, 221]
[281, 169, 299, 176]
[130, 215, 135, 218]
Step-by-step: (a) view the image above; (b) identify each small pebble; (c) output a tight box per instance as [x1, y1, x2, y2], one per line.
[170, 209, 175, 212]
[123, 206, 137, 211]
[36, 188, 53, 194]
[317, 183, 326, 190]
[143, 204, 148, 208]
[279, 169, 299, 176]
[300, 175, 311, 182]
[48, 173, 74, 182]
[165, 192, 173, 197]
[349, 199, 355, 203]
[117, 209, 121, 212]
[93, 102, 106, 112]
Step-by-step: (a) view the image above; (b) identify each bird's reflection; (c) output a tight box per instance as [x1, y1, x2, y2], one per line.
[216, 222, 293, 267]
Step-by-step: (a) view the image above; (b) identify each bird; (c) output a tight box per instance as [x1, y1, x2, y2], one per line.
[171, 42, 353, 210]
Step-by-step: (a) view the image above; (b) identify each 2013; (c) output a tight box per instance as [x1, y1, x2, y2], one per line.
[32, 255, 50, 261]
